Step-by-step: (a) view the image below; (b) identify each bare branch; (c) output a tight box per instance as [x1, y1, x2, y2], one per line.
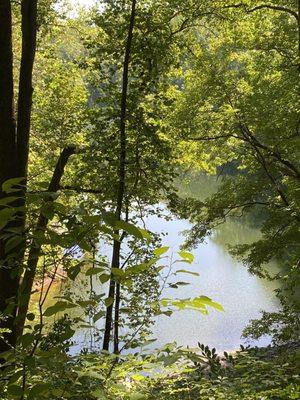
[61, 185, 102, 194]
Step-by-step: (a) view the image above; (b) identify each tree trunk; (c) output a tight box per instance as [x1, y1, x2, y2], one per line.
[16, 146, 76, 338]
[113, 282, 121, 354]
[102, 0, 137, 351]
[0, 0, 19, 354]
[0, 0, 38, 353]
[17, 0, 38, 178]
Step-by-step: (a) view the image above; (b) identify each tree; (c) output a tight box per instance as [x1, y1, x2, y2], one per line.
[0, 0, 38, 353]
[169, 1, 300, 342]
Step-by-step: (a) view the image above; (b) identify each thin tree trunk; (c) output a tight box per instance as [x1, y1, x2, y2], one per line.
[16, 146, 76, 338]
[0, 0, 19, 354]
[102, 0, 137, 351]
[113, 282, 121, 354]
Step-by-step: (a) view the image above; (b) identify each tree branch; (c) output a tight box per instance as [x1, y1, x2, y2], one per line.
[61, 185, 102, 194]
[247, 4, 298, 20]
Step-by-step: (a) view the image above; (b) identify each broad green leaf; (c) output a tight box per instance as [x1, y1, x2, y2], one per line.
[193, 296, 224, 311]
[105, 297, 114, 307]
[77, 300, 96, 307]
[7, 384, 23, 396]
[112, 268, 125, 278]
[2, 177, 24, 193]
[67, 264, 81, 280]
[93, 310, 106, 322]
[99, 274, 110, 283]
[153, 246, 169, 256]
[138, 228, 152, 240]
[28, 383, 51, 399]
[0, 208, 17, 230]
[8, 369, 23, 384]
[160, 296, 223, 314]
[102, 211, 117, 226]
[0, 196, 19, 205]
[115, 220, 144, 239]
[178, 250, 194, 264]
[43, 301, 77, 317]
[85, 267, 105, 276]
[126, 263, 149, 276]
[4, 235, 24, 253]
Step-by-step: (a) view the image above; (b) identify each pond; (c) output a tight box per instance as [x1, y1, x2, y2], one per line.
[38, 175, 280, 353]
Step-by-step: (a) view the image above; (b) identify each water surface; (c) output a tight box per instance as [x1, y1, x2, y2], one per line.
[40, 175, 280, 352]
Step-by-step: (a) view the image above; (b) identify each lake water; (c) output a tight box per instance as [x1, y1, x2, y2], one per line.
[40, 175, 280, 353]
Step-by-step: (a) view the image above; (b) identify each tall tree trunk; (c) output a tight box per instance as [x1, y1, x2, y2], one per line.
[0, 0, 19, 354]
[0, 0, 38, 353]
[102, 0, 137, 352]
[13, 0, 38, 290]
[17, 0, 38, 179]
[16, 146, 76, 338]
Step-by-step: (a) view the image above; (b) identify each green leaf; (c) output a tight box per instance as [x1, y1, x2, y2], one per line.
[93, 310, 106, 322]
[7, 384, 23, 396]
[2, 177, 24, 193]
[176, 269, 199, 276]
[160, 296, 223, 314]
[8, 370, 23, 384]
[153, 246, 169, 256]
[67, 264, 82, 280]
[28, 383, 51, 399]
[5, 236, 24, 253]
[43, 301, 77, 317]
[178, 250, 194, 264]
[0, 208, 17, 230]
[102, 211, 117, 226]
[115, 220, 144, 240]
[41, 202, 55, 219]
[126, 263, 149, 276]
[193, 296, 224, 311]
[112, 268, 125, 278]
[99, 274, 110, 283]
[77, 300, 96, 307]
[0, 196, 19, 206]
[138, 228, 152, 241]
[105, 297, 114, 307]
[85, 267, 105, 276]
[26, 313, 35, 321]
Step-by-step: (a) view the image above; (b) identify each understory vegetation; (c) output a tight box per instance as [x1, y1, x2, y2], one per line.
[0, 0, 299, 398]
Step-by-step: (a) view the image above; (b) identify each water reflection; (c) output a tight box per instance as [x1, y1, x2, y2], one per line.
[143, 208, 279, 352]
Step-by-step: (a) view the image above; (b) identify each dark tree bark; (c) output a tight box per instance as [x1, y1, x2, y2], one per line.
[102, 0, 137, 352]
[113, 282, 121, 354]
[16, 146, 76, 338]
[0, 0, 38, 353]
[17, 0, 38, 179]
[0, 0, 19, 354]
